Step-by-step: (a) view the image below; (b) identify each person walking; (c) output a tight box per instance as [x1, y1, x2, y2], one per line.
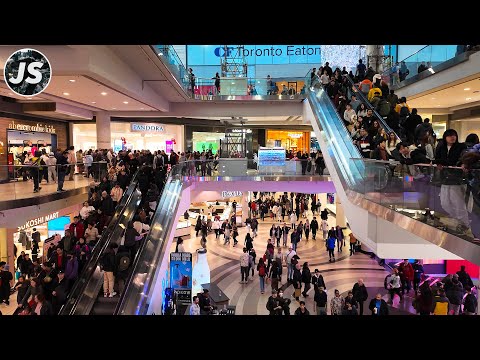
[313, 286, 327, 315]
[268, 260, 281, 292]
[257, 258, 267, 294]
[281, 223, 290, 247]
[369, 293, 389, 315]
[301, 262, 312, 297]
[239, 248, 250, 284]
[352, 278, 369, 315]
[326, 235, 336, 262]
[310, 217, 318, 240]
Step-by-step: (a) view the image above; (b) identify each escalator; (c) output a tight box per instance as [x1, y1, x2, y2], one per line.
[60, 171, 142, 315]
[115, 173, 184, 315]
[304, 82, 480, 264]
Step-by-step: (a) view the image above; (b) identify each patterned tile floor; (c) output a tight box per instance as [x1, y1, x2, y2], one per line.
[174, 211, 416, 315]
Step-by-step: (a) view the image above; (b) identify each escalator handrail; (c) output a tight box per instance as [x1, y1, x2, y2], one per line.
[306, 88, 362, 187]
[59, 169, 140, 315]
[114, 172, 183, 315]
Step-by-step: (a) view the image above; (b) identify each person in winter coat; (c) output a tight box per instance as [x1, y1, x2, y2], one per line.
[412, 260, 424, 291]
[445, 275, 464, 314]
[266, 290, 283, 315]
[343, 291, 359, 315]
[398, 259, 414, 295]
[414, 282, 433, 315]
[100, 243, 117, 297]
[14, 276, 29, 307]
[463, 287, 478, 315]
[301, 262, 312, 297]
[369, 293, 389, 315]
[314, 286, 328, 315]
[310, 217, 319, 240]
[456, 265, 474, 291]
[431, 289, 450, 315]
[64, 253, 78, 290]
[352, 278, 369, 315]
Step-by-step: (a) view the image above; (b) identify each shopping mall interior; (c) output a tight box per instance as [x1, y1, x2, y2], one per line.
[0, 44, 480, 316]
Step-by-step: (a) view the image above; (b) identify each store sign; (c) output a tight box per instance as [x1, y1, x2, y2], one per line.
[288, 132, 303, 139]
[8, 120, 56, 133]
[228, 128, 252, 134]
[131, 123, 165, 133]
[170, 252, 192, 305]
[214, 45, 321, 57]
[222, 191, 243, 198]
[17, 211, 59, 231]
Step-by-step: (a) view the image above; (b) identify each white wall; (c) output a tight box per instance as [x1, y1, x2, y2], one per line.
[450, 118, 480, 142]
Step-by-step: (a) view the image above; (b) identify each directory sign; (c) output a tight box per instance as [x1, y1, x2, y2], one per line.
[258, 147, 286, 166]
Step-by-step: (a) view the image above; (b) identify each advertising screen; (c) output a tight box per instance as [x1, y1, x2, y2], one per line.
[258, 147, 285, 166]
[170, 252, 193, 305]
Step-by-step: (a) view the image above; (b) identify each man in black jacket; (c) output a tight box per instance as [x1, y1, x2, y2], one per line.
[435, 129, 470, 235]
[51, 270, 69, 314]
[266, 290, 283, 315]
[0, 262, 13, 305]
[56, 150, 69, 192]
[396, 142, 431, 165]
[99, 191, 115, 232]
[352, 278, 369, 315]
[310, 217, 319, 240]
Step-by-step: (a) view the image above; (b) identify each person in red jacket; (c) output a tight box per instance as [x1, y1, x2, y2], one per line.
[69, 216, 85, 240]
[398, 259, 414, 295]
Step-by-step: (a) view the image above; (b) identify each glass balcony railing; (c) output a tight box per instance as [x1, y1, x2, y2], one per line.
[350, 158, 480, 243]
[152, 45, 306, 100]
[381, 45, 479, 87]
[0, 162, 110, 203]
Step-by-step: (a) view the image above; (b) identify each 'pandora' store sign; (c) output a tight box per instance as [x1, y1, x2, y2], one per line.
[131, 123, 165, 132]
[8, 120, 56, 133]
[17, 211, 59, 231]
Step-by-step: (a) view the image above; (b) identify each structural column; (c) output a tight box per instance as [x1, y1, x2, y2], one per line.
[335, 195, 347, 228]
[96, 112, 111, 150]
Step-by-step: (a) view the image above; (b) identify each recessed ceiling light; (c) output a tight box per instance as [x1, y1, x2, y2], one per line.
[431, 97, 436, 100]
[123, 101, 129, 104]
[158, 52, 163, 56]
[464, 88, 471, 91]
[466, 97, 472, 100]
[435, 105, 441, 107]
[63, 92, 70, 96]
[101, 92, 107, 96]
[91, 101, 96, 104]
[69, 79, 76, 83]
[112, 107, 116, 110]
[140, 107, 145, 110]
[8, 92, 13, 95]
[27, 98, 33, 100]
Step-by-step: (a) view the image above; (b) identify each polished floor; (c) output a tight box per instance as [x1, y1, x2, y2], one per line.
[173, 211, 417, 315]
[0, 175, 92, 201]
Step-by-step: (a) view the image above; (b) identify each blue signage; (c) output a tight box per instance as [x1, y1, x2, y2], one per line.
[214, 45, 321, 57]
[258, 148, 286, 166]
[170, 252, 192, 305]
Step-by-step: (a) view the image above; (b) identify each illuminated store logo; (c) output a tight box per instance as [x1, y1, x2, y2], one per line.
[222, 191, 243, 198]
[288, 133, 303, 139]
[8, 120, 56, 133]
[4, 48, 52, 96]
[214, 45, 321, 57]
[18, 211, 59, 231]
[131, 123, 165, 132]
[229, 129, 252, 133]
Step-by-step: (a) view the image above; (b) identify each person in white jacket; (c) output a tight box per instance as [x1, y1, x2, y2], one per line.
[46, 153, 57, 183]
[110, 183, 124, 206]
[321, 219, 329, 240]
[212, 219, 221, 239]
[290, 212, 297, 230]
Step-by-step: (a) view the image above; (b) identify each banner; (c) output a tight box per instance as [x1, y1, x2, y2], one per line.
[170, 252, 192, 305]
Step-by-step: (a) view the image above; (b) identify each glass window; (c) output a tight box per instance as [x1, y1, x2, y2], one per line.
[187, 45, 204, 66]
[272, 45, 288, 64]
[203, 45, 222, 65]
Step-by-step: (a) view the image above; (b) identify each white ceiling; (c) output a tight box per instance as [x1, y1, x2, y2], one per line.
[408, 77, 480, 110]
[189, 115, 303, 123]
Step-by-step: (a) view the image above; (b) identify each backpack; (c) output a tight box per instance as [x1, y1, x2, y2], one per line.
[433, 300, 449, 315]
[384, 275, 390, 290]
[117, 255, 130, 272]
[378, 99, 391, 117]
[258, 265, 266, 277]
[399, 105, 410, 118]
[360, 83, 370, 94]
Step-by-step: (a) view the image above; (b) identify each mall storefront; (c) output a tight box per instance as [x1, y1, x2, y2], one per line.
[72, 122, 184, 153]
[0, 116, 68, 182]
[266, 130, 310, 154]
[0, 202, 82, 279]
